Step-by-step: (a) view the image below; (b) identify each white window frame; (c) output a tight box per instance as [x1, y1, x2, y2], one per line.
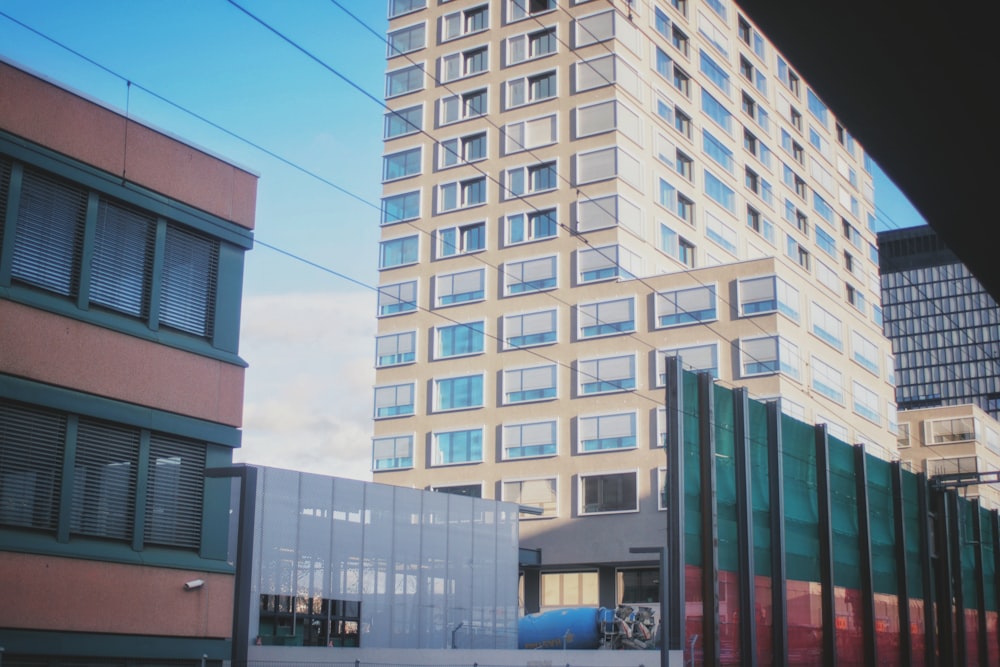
[439, 44, 490, 83]
[375, 330, 417, 367]
[438, 176, 487, 212]
[385, 63, 425, 98]
[578, 412, 638, 453]
[436, 220, 486, 258]
[387, 22, 427, 57]
[578, 297, 635, 339]
[438, 130, 488, 169]
[656, 342, 718, 385]
[654, 284, 718, 328]
[578, 470, 639, 515]
[377, 279, 418, 317]
[506, 25, 558, 65]
[504, 113, 558, 154]
[504, 254, 558, 295]
[440, 3, 489, 41]
[504, 208, 559, 246]
[506, 69, 558, 108]
[503, 364, 558, 404]
[502, 476, 559, 518]
[373, 382, 416, 419]
[578, 354, 636, 396]
[502, 419, 558, 460]
[504, 160, 558, 199]
[439, 88, 488, 125]
[435, 267, 486, 307]
[503, 308, 558, 349]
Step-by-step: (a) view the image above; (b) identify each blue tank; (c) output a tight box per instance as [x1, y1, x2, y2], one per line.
[517, 607, 616, 649]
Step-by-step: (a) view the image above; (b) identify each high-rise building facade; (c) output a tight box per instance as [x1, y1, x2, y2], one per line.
[0, 60, 256, 663]
[373, 0, 895, 611]
[879, 224, 1000, 420]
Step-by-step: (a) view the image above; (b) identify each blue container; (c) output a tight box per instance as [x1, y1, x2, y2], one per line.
[518, 607, 611, 650]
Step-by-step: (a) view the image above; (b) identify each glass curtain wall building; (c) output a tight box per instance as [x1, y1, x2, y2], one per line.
[879, 224, 1000, 420]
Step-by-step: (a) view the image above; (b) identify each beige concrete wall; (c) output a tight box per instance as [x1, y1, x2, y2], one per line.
[0, 299, 244, 426]
[0, 61, 256, 230]
[0, 551, 233, 637]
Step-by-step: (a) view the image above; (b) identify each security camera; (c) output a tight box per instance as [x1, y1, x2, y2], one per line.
[184, 579, 205, 590]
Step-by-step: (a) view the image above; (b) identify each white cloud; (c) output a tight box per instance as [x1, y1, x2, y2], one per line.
[236, 290, 376, 481]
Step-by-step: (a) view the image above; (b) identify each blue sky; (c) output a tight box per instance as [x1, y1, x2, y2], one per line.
[0, 1, 927, 479]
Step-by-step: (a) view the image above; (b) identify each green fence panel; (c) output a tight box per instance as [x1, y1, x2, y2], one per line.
[749, 398, 771, 577]
[901, 471, 924, 599]
[828, 437, 861, 590]
[684, 372, 702, 567]
[866, 456, 898, 595]
[714, 384, 739, 573]
[960, 499, 981, 610]
[982, 505, 997, 612]
[782, 414, 820, 583]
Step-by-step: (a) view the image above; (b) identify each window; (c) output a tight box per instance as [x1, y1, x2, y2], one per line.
[387, 23, 426, 56]
[442, 4, 489, 40]
[815, 226, 836, 257]
[436, 320, 485, 358]
[851, 331, 879, 375]
[508, 0, 556, 22]
[787, 235, 810, 270]
[375, 330, 416, 367]
[435, 374, 484, 411]
[440, 88, 487, 124]
[504, 364, 557, 403]
[654, 7, 671, 39]
[576, 54, 627, 92]
[660, 224, 696, 266]
[576, 11, 615, 48]
[379, 235, 419, 269]
[384, 105, 422, 139]
[672, 25, 689, 55]
[777, 56, 800, 95]
[790, 107, 803, 131]
[677, 195, 694, 225]
[705, 0, 726, 20]
[674, 109, 692, 138]
[698, 10, 729, 55]
[738, 274, 799, 319]
[504, 309, 557, 349]
[579, 412, 636, 452]
[372, 435, 413, 470]
[374, 383, 415, 418]
[785, 200, 810, 234]
[846, 283, 865, 312]
[439, 132, 487, 168]
[671, 0, 687, 16]
[811, 355, 844, 403]
[699, 50, 730, 95]
[702, 91, 732, 134]
[506, 209, 558, 244]
[504, 113, 558, 153]
[438, 177, 486, 211]
[673, 66, 691, 96]
[658, 343, 718, 382]
[385, 64, 424, 97]
[577, 244, 638, 283]
[383, 147, 422, 181]
[505, 161, 557, 197]
[508, 26, 557, 64]
[541, 571, 600, 609]
[577, 194, 640, 233]
[746, 205, 774, 243]
[810, 302, 843, 349]
[927, 418, 977, 445]
[438, 221, 485, 257]
[436, 268, 485, 305]
[432, 428, 483, 465]
[576, 146, 639, 185]
[503, 420, 557, 459]
[807, 89, 828, 126]
[579, 297, 635, 338]
[676, 150, 693, 180]
[741, 336, 800, 379]
[440, 45, 489, 82]
[388, 0, 425, 18]
[507, 70, 557, 107]
[704, 169, 735, 212]
[702, 130, 733, 172]
[378, 280, 417, 316]
[813, 192, 834, 223]
[503, 478, 557, 517]
[853, 381, 880, 425]
[577, 99, 634, 138]
[655, 285, 716, 327]
[579, 355, 635, 395]
[580, 471, 638, 514]
[381, 190, 420, 225]
[705, 209, 737, 254]
[505, 255, 558, 294]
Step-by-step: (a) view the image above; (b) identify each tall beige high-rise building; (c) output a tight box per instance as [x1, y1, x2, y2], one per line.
[372, 0, 896, 613]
